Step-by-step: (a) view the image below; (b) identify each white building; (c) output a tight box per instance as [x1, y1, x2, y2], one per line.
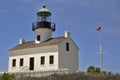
[8, 5, 79, 74]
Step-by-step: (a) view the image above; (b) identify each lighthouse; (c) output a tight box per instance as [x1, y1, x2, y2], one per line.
[32, 5, 55, 43]
[8, 5, 79, 77]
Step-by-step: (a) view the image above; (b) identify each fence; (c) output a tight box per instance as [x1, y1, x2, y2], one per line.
[10, 69, 69, 78]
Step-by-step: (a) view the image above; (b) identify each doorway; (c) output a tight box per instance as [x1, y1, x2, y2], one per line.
[29, 57, 34, 70]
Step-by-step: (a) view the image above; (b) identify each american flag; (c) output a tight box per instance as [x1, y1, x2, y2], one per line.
[96, 26, 101, 31]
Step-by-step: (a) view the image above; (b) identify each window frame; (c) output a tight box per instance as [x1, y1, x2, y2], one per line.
[66, 42, 69, 51]
[41, 56, 45, 65]
[29, 57, 34, 70]
[37, 35, 41, 41]
[12, 59, 16, 67]
[20, 58, 24, 66]
[49, 55, 54, 64]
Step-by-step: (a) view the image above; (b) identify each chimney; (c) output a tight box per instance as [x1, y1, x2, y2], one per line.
[19, 38, 25, 44]
[64, 31, 70, 38]
[35, 39, 40, 44]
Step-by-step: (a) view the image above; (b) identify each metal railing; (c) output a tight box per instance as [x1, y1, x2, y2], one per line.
[32, 21, 55, 31]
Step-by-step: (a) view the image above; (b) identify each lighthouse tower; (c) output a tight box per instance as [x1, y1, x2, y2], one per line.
[32, 5, 55, 43]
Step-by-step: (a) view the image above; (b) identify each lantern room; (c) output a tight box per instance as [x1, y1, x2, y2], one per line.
[32, 5, 55, 31]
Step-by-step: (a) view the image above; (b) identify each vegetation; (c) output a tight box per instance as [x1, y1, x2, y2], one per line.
[16, 72, 120, 80]
[1, 66, 120, 80]
[0, 73, 15, 80]
[87, 66, 113, 76]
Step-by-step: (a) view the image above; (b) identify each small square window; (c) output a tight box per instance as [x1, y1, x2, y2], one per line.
[49, 55, 54, 64]
[20, 58, 24, 66]
[66, 42, 69, 51]
[37, 35, 40, 41]
[41, 56, 45, 65]
[12, 59, 16, 67]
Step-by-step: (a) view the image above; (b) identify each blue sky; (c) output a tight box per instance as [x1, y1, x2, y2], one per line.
[0, 0, 120, 73]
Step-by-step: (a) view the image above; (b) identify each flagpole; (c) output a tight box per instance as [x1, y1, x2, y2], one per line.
[96, 26, 103, 71]
[99, 30, 103, 71]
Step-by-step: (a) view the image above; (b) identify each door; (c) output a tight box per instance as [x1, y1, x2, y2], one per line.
[29, 57, 34, 70]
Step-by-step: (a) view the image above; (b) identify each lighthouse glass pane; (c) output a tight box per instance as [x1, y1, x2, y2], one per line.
[49, 55, 54, 64]
[37, 15, 50, 22]
[37, 16, 41, 22]
[12, 59, 16, 67]
[41, 16, 47, 21]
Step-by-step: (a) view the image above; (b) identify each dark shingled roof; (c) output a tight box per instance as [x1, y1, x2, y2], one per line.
[10, 37, 66, 51]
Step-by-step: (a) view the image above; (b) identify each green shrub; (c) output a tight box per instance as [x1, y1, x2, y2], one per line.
[0, 73, 15, 80]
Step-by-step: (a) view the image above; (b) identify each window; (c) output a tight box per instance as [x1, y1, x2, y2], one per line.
[12, 59, 16, 67]
[37, 35, 40, 41]
[20, 58, 24, 66]
[49, 55, 54, 64]
[66, 42, 69, 51]
[29, 57, 34, 70]
[41, 56, 45, 65]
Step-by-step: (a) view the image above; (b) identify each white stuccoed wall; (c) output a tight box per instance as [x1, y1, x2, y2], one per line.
[34, 28, 52, 43]
[8, 45, 58, 72]
[8, 36, 79, 73]
[58, 38, 79, 73]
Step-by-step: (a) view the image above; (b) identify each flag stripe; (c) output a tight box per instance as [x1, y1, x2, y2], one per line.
[96, 26, 101, 31]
